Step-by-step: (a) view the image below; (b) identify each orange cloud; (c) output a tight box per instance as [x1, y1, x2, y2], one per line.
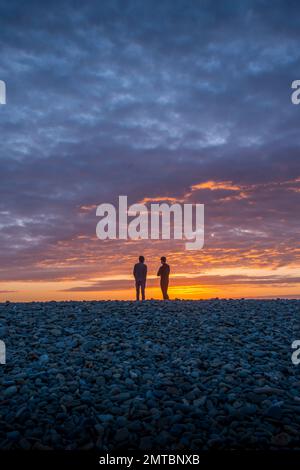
[79, 204, 97, 212]
[190, 180, 243, 191]
[138, 196, 179, 203]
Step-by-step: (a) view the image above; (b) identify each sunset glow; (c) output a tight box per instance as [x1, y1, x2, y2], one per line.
[1, 3, 299, 302]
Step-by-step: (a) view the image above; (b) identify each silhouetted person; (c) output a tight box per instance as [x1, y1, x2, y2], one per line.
[133, 256, 147, 300]
[157, 256, 170, 300]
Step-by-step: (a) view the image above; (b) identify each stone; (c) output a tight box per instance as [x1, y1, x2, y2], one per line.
[0, 298, 299, 451]
[115, 428, 129, 442]
[7, 431, 20, 441]
[139, 436, 153, 450]
[265, 405, 283, 420]
[4, 386, 18, 397]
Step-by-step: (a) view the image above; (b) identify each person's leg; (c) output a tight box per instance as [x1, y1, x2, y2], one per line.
[161, 280, 169, 300]
[141, 281, 146, 300]
[160, 280, 167, 299]
[165, 280, 169, 300]
[136, 281, 140, 301]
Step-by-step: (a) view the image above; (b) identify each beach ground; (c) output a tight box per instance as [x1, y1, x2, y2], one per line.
[0, 299, 299, 451]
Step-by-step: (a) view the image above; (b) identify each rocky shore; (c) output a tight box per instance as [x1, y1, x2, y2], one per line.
[0, 299, 299, 450]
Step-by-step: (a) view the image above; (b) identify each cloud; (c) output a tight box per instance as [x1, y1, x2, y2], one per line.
[0, 0, 299, 296]
[61, 273, 300, 292]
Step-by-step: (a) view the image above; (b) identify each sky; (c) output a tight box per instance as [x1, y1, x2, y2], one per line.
[0, 0, 299, 301]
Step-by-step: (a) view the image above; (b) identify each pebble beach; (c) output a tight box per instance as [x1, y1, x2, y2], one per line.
[0, 299, 299, 451]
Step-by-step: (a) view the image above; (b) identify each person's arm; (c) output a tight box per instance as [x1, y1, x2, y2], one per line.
[157, 266, 162, 276]
[133, 264, 137, 279]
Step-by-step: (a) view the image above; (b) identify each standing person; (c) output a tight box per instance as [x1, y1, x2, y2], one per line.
[133, 256, 147, 300]
[157, 256, 170, 300]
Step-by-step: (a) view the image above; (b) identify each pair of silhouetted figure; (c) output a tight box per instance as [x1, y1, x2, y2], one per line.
[133, 256, 170, 300]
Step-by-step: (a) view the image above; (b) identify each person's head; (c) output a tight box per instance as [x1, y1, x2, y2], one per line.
[139, 256, 145, 263]
[161, 256, 166, 264]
